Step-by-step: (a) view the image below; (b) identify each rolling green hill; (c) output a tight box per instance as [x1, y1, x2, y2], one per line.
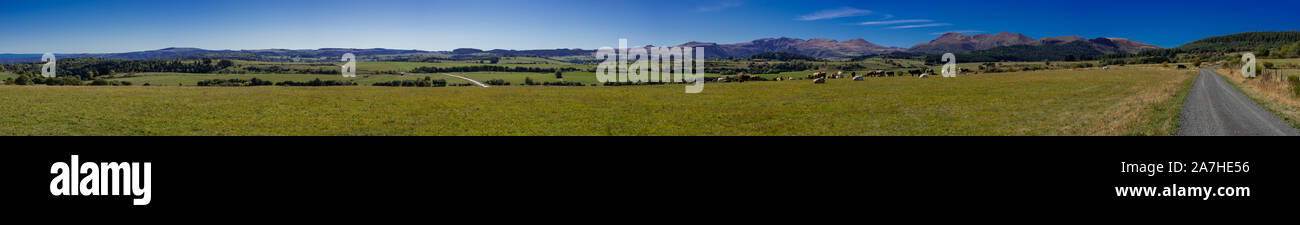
[1177, 31, 1300, 53]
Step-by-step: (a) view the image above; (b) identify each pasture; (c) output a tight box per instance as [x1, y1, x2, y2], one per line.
[0, 68, 1195, 135]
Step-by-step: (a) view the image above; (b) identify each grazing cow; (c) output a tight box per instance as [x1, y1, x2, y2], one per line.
[908, 70, 923, 76]
[809, 72, 825, 79]
[863, 70, 878, 77]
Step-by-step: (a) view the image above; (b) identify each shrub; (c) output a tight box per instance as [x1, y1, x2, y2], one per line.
[275, 78, 357, 86]
[539, 80, 585, 86]
[372, 77, 447, 87]
[1290, 75, 1300, 97]
[13, 76, 31, 85]
[39, 77, 85, 86]
[197, 78, 276, 86]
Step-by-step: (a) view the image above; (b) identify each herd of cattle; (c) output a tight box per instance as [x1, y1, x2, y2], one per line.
[719, 69, 950, 84]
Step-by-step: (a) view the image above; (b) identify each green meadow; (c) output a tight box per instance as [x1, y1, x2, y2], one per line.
[0, 68, 1194, 135]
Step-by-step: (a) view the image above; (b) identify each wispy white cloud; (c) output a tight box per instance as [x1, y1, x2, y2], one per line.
[931, 30, 984, 35]
[881, 14, 894, 19]
[797, 7, 871, 21]
[698, 1, 743, 12]
[888, 23, 952, 29]
[858, 19, 932, 26]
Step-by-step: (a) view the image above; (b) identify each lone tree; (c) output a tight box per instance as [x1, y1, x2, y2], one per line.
[555, 70, 563, 79]
[13, 75, 30, 85]
[217, 59, 235, 69]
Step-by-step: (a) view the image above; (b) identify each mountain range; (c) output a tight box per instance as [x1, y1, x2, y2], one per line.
[0, 32, 1161, 64]
[911, 32, 1159, 55]
[676, 37, 906, 59]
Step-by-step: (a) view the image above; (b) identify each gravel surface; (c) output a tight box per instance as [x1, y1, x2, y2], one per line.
[1177, 66, 1299, 136]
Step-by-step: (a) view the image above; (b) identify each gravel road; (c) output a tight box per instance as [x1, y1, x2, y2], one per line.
[1177, 66, 1299, 136]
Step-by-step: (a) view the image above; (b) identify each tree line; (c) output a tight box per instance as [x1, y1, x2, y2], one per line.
[196, 78, 357, 86]
[523, 77, 586, 86]
[372, 76, 447, 87]
[6, 58, 234, 80]
[4, 74, 87, 86]
[409, 65, 580, 73]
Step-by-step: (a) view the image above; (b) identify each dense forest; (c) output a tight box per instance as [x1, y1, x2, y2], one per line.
[1177, 31, 1300, 53]
[1108, 31, 1300, 59]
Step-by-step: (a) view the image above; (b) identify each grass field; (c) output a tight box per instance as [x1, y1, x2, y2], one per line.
[1262, 58, 1300, 67]
[0, 68, 1194, 135]
[0, 72, 16, 82]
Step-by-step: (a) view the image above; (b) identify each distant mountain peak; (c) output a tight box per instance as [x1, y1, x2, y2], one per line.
[911, 31, 1038, 54]
[1041, 36, 1087, 43]
[912, 31, 1159, 54]
[158, 47, 204, 51]
[675, 37, 905, 59]
[1101, 37, 1160, 51]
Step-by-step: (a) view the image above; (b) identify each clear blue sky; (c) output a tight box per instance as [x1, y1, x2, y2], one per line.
[2, 0, 1297, 53]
